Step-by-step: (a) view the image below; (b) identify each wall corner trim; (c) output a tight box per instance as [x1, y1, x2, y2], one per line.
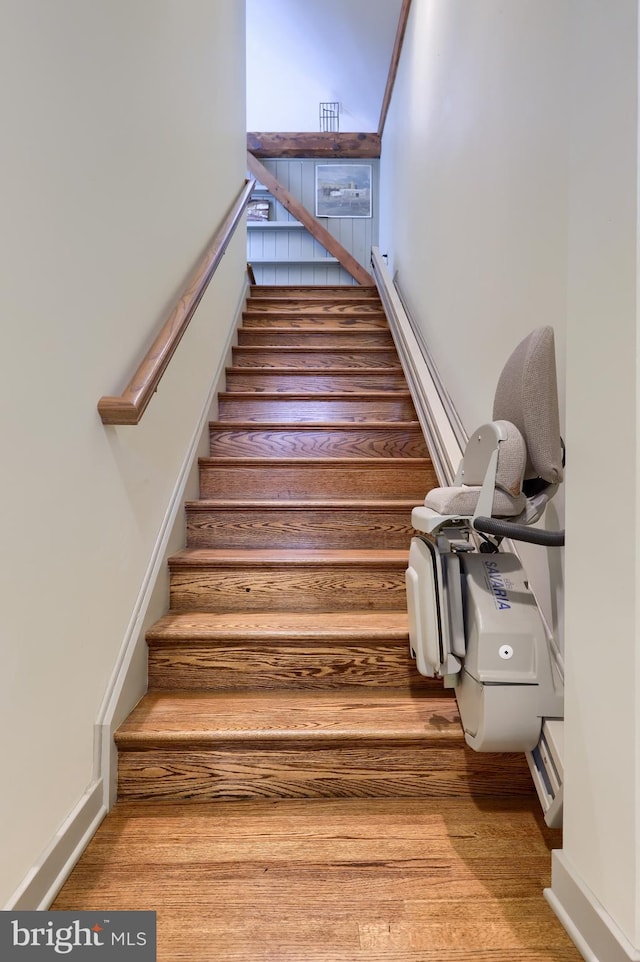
[3, 780, 106, 911]
[546, 850, 640, 962]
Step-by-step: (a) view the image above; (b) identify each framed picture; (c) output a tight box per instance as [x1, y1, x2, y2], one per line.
[246, 199, 271, 222]
[315, 164, 372, 218]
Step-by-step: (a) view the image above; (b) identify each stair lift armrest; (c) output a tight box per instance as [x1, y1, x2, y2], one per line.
[461, 422, 511, 513]
[411, 506, 469, 536]
[412, 422, 511, 536]
[473, 516, 565, 547]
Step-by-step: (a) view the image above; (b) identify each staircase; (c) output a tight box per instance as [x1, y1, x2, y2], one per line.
[115, 285, 533, 802]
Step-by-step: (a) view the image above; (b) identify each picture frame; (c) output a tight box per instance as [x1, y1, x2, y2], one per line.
[315, 164, 372, 218]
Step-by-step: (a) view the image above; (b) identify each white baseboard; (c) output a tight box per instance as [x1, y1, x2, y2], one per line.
[546, 851, 640, 962]
[3, 781, 106, 911]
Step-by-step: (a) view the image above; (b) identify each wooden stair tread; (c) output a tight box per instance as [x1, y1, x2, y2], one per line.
[225, 368, 403, 376]
[209, 419, 420, 433]
[250, 285, 381, 296]
[243, 308, 385, 313]
[238, 326, 393, 334]
[185, 498, 419, 509]
[235, 339, 394, 346]
[147, 610, 410, 641]
[248, 299, 383, 307]
[243, 297, 384, 302]
[237, 327, 393, 336]
[238, 315, 391, 337]
[116, 689, 458, 747]
[218, 391, 412, 400]
[169, 547, 408, 568]
[244, 294, 383, 300]
[233, 345, 396, 353]
[246, 299, 382, 305]
[198, 456, 431, 466]
[242, 320, 388, 326]
[169, 548, 409, 566]
[242, 310, 387, 314]
[248, 297, 382, 303]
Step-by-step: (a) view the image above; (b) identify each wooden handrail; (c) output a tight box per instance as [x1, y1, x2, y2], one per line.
[378, 0, 413, 137]
[98, 178, 256, 425]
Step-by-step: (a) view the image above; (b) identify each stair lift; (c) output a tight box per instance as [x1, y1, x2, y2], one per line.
[406, 326, 565, 773]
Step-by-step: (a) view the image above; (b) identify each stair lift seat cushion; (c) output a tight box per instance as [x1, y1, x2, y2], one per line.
[424, 484, 525, 518]
[492, 326, 564, 484]
[424, 419, 527, 519]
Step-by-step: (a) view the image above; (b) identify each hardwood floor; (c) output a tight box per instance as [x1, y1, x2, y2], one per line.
[52, 285, 579, 959]
[53, 798, 579, 961]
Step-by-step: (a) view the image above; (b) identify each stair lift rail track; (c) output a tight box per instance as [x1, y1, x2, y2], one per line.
[371, 248, 566, 827]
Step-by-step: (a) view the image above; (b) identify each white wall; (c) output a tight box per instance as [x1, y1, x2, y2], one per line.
[246, 0, 402, 132]
[0, 0, 246, 907]
[379, 0, 569, 431]
[380, 0, 640, 955]
[561, 0, 640, 947]
[379, 0, 568, 641]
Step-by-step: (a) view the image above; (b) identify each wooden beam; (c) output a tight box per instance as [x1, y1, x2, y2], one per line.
[378, 0, 413, 137]
[247, 132, 381, 159]
[247, 152, 376, 287]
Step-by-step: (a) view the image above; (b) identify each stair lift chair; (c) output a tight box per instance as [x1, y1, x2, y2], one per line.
[405, 326, 565, 752]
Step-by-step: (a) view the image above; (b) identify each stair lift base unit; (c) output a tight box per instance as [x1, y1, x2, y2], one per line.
[406, 542, 561, 752]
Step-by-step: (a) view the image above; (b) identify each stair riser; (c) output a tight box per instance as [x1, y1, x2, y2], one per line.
[198, 463, 434, 500]
[147, 642, 429, 691]
[250, 286, 381, 299]
[169, 565, 408, 612]
[242, 315, 388, 330]
[231, 348, 401, 370]
[246, 293, 384, 312]
[208, 427, 429, 458]
[186, 507, 415, 550]
[225, 373, 407, 393]
[117, 746, 535, 801]
[217, 397, 417, 422]
[243, 304, 386, 317]
[237, 331, 394, 348]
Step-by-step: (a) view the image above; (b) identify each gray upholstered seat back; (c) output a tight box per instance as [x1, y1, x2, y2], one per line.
[492, 326, 563, 484]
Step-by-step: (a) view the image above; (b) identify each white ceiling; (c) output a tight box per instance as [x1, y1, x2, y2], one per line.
[246, 0, 403, 132]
